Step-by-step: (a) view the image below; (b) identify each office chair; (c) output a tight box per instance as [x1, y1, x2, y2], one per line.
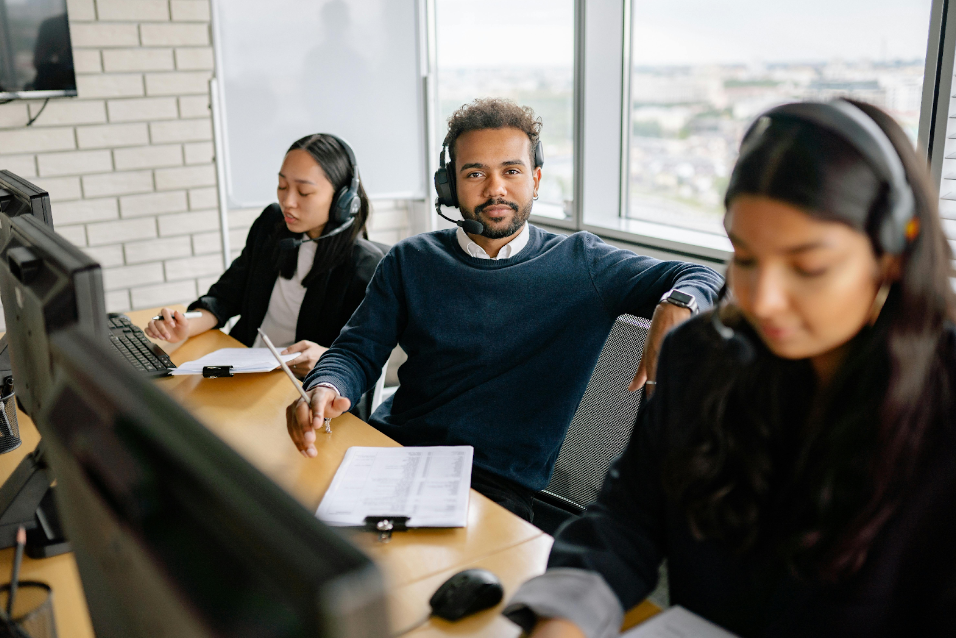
[533, 314, 651, 534]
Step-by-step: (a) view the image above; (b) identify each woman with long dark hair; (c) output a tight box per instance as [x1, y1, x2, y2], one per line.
[145, 134, 384, 376]
[505, 100, 956, 637]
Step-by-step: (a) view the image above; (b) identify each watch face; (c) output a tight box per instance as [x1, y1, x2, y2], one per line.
[668, 290, 693, 305]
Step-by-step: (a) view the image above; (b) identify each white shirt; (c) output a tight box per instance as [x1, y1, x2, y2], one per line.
[252, 238, 318, 349]
[456, 223, 530, 260]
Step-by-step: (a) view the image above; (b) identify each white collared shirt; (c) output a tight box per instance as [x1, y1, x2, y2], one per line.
[456, 223, 530, 260]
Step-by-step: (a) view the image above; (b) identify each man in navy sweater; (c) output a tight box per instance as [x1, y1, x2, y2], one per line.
[288, 99, 722, 520]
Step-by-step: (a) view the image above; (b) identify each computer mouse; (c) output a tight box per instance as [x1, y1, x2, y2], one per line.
[429, 568, 504, 621]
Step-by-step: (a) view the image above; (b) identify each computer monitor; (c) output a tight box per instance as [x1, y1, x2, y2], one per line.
[0, 171, 54, 228]
[0, 0, 77, 100]
[0, 171, 55, 381]
[39, 326, 389, 638]
[0, 213, 105, 418]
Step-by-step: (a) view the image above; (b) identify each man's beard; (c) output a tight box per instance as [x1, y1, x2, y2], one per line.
[462, 197, 533, 239]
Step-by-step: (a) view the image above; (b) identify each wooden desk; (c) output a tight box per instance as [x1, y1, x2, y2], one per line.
[0, 308, 551, 636]
[0, 413, 95, 638]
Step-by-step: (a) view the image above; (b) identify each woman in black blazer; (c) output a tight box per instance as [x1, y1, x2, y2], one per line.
[506, 100, 956, 637]
[145, 134, 385, 377]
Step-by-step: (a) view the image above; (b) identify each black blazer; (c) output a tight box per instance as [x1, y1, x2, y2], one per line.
[547, 316, 956, 637]
[189, 204, 385, 348]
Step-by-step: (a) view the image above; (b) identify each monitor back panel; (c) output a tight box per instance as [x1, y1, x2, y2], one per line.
[39, 327, 389, 638]
[0, 171, 54, 229]
[0, 214, 105, 416]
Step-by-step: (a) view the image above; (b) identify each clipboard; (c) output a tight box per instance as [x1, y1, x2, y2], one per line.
[316, 446, 473, 530]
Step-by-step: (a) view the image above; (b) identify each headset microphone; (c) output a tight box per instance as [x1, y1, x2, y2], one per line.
[711, 310, 755, 365]
[710, 285, 755, 365]
[278, 216, 355, 251]
[434, 201, 484, 235]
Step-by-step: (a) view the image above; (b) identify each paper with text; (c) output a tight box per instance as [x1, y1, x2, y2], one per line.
[316, 446, 473, 528]
[622, 606, 739, 638]
[170, 348, 299, 375]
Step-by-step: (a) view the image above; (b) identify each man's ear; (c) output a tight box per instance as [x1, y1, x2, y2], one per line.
[532, 166, 542, 190]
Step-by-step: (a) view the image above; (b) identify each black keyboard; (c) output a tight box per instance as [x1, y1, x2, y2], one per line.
[107, 313, 175, 377]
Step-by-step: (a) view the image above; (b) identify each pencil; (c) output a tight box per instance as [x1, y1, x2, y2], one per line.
[7, 526, 25, 617]
[256, 329, 331, 434]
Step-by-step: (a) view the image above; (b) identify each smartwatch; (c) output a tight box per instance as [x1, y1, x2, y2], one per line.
[659, 289, 698, 315]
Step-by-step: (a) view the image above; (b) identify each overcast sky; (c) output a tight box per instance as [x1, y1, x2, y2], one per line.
[437, 0, 933, 68]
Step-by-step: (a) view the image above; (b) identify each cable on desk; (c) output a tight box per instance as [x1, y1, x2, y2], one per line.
[391, 611, 432, 637]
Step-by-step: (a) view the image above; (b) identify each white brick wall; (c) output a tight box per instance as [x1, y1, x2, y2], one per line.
[107, 97, 178, 122]
[0, 0, 222, 321]
[102, 49, 175, 72]
[367, 200, 413, 246]
[0, 0, 413, 332]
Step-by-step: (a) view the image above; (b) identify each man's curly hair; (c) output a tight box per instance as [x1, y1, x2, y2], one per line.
[443, 98, 543, 170]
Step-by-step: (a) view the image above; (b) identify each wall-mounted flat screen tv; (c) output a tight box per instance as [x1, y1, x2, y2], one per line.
[0, 0, 76, 100]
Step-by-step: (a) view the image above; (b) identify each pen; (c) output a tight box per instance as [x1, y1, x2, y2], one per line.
[7, 526, 24, 617]
[256, 328, 331, 434]
[152, 311, 204, 321]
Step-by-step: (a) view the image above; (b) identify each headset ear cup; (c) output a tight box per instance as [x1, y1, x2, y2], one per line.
[434, 166, 458, 208]
[332, 186, 351, 223]
[534, 140, 544, 168]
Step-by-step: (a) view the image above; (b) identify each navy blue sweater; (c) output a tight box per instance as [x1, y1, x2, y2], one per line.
[304, 226, 722, 490]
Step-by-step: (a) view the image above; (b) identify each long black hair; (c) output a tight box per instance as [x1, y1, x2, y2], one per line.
[663, 100, 956, 583]
[278, 134, 370, 279]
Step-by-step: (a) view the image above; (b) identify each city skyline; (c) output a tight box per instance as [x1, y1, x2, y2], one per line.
[437, 0, 931, 69]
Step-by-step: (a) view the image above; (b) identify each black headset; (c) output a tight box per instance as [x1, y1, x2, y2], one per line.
[715, 100, 918, 363]
[434, 138, 545, 209]
[739, 99, 916, 255]
[326, 134, 362, 225]
[279, 134, 362, 251]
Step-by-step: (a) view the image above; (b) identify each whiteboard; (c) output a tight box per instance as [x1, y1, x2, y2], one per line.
[211, 0, 426, 207]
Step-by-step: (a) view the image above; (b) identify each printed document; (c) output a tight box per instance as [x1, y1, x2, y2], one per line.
[622, 606, 739, 638]
[316, 446, 473, 528]
[170, 348, 299, 375]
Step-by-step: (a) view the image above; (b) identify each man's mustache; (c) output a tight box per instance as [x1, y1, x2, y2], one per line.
[475, 199, 519, 214]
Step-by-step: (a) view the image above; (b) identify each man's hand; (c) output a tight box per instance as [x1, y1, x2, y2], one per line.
[281, 340, 327, 379]
[285, 386, 351, 457]
[629, 302, 693, 396]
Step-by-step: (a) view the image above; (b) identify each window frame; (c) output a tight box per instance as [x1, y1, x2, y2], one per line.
[923, 0, 955, 188]
[427, 0, 947, 265]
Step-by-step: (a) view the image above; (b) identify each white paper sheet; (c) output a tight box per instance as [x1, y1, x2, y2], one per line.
[623, 606, 740, 638]
[316, 446, 473, 528]
[169, 348, 299, 375]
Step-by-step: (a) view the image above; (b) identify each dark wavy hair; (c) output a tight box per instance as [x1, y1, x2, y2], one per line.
[443, 98, 542, 172]
[278, 134, 370, 278]
[663, 100, 956, 582]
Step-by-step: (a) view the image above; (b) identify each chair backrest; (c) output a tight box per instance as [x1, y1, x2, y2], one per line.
[541, 314, 651, 512]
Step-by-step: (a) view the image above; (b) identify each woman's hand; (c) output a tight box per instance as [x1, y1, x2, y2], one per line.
[144, 308, 192, 342]
[282, 340, 328, 378]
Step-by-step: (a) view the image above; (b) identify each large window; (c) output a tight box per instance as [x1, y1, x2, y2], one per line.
[620, 0, 934, 238]
[434, 0, 575, 220]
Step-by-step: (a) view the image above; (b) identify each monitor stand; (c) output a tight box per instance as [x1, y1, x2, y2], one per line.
[0, 442, 70, 558]
[0, 335, 10, 385]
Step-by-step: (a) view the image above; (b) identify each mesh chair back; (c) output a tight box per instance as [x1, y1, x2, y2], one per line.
[541, 314, 651, 512]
